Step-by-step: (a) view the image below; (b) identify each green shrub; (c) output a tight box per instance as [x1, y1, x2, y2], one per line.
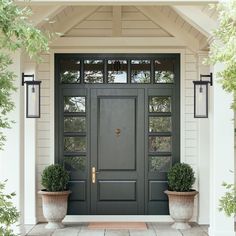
[0, 0, 49, 150]
[167, 163, 195, 192]
[41, 164, 69, 192]
[219, 182, 236, 217]
[0, 180, 19, 236]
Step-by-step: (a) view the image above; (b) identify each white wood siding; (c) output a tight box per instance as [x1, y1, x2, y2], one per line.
[36, 53, 52, 220]
[65, 6, 172, 37]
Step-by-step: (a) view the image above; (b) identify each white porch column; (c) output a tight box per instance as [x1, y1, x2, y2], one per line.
[197, 52, 210, 224]
[23, 59, 37, 224]
[0, 51, 24, 227]
[208, 63, 235, 236]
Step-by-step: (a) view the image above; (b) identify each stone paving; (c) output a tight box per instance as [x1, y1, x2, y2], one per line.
[21, 222, 209, 236]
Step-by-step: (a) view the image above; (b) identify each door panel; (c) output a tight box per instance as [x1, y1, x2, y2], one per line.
[98, 98, 136, 170]
[98, 181, 136, 201]
[91, 89, 145, 214]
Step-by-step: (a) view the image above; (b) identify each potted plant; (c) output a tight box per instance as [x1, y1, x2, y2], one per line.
[38, 164, 71, 229]
[164, 163, 198, 230]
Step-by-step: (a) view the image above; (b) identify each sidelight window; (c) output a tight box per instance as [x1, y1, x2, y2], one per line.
[149, 96, 171, 113]
[149, 156, 172, 172]
[64, 156, 86, 172]
[64, 117, 86, 133]
[64, 97, 86, 113]
[149, 117, 171, 132]
[63, 96, 87, 178]
[148, 96, 172, 173]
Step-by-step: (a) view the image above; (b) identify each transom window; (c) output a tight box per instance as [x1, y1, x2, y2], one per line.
[59, 56, 177, 84]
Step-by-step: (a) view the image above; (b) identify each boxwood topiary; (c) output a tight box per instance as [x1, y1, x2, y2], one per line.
[167, 163, 195, 192]
[41, 164, 70, 192]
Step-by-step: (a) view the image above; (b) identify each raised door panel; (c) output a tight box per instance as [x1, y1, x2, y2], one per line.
[98, 97, 136, 170]
[98, 181, 136, 201]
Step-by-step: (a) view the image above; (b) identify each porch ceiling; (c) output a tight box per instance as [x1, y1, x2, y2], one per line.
[24, 3, 218, 52]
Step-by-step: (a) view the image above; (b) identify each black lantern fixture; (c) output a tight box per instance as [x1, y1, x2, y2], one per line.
[22, 73, 41, 118]
[193, 73, 213, 118]
[113, 60, 121, 72]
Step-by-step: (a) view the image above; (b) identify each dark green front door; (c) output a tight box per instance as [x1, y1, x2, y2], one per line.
[55, 53, 180, 215]
[90, 89, 145, 214]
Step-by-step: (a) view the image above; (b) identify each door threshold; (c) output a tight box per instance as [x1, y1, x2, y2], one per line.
[64, 215, 173, 223]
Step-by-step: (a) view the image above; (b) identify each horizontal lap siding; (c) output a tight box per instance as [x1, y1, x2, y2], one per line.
[36, 53, 52, 221]
[35, 50, 199, 221]
[185, 49, 198, 220]
[66, 6, 171, 38]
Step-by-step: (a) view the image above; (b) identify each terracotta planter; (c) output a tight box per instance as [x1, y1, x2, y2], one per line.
[38, 190, 71, 229]
[164, 190, 198, 230]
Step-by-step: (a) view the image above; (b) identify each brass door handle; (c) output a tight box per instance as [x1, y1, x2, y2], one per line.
[92, 167, 96, 184]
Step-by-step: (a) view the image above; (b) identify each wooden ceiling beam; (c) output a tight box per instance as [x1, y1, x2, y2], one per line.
[112, 6, 122, 37]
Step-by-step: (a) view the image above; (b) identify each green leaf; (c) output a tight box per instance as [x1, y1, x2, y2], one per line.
[0, 0, 49, 149]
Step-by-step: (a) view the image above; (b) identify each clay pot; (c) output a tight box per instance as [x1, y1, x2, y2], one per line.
[38, 190, 71, 229]
[164, 190, 198, 230]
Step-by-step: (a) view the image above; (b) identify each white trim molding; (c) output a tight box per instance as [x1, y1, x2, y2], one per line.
[208, 63, 235, 236]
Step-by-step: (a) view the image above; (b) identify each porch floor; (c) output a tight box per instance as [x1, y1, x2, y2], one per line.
[21, 222, 208, 236]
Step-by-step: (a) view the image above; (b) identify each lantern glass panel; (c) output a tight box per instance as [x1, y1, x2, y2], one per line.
[194, 83, 208, 118]
[27, 83, 40, 118]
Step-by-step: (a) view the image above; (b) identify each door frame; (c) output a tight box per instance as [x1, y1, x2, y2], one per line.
[54, 53, 180, 215]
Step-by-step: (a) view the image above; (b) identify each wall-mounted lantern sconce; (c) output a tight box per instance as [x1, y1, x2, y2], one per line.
[22, 73, 41, 118]
[193, 73, 213, 118]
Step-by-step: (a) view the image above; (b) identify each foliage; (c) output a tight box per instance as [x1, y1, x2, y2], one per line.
[0, 180, 19, 236]
[60, 71, 80, 83]
[167, 163, 195, 192]
[64, 97, 85, 112]
[155, 71, 174, 83]
[219, 182, 236, 216]
[206, 0, 236, 109]
[41, 164, 70, 192]
[149, 156, 171, 172]
[207, 0, 236, 217]
[149, 97, 171, 112]
[0, 0, 49, 149]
